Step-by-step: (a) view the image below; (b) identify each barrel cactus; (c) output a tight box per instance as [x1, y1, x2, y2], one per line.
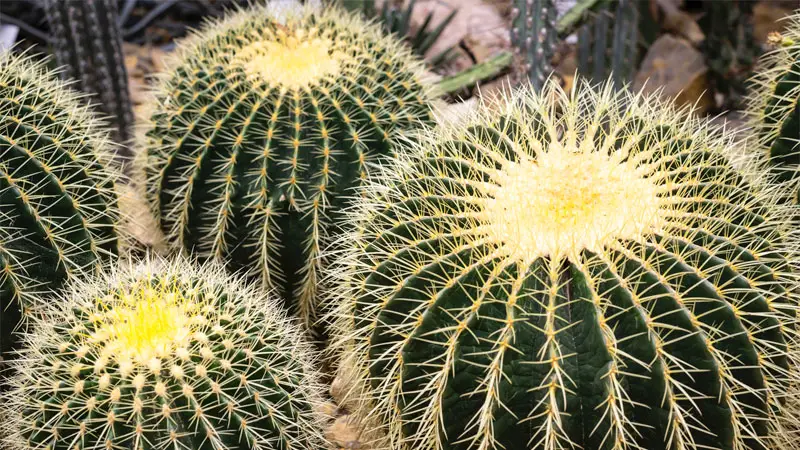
[142, 3, 436, 329]
[748, 13, 800, 198]
[328, 80, 800, 450]
[0, 51, 121, 369]
[1, 257, 327, 450]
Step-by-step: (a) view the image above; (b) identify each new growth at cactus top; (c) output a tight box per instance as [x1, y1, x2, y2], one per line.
[329, 80, 800, 450]
[143, 3, 437, 330]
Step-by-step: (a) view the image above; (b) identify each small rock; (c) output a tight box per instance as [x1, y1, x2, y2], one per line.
[656, 0, 704, 45]
[634, 34, 713, 114]
[326, 415, 366, 449]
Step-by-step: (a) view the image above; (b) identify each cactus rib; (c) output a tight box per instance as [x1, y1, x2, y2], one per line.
[0, 51, 121, 372]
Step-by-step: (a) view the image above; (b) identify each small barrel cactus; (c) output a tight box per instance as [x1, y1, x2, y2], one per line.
[143, 3, 436, 329]
[329, 80, 800, 450]
[748, 14, 800, 198]
[0, 51, 121, 368]
[1, 257, 327, 450]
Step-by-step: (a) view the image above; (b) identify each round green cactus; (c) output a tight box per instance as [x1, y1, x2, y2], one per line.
[0, 51, 121, 367]
[2, 257, 328, 450]
[143, 3, 436, 329]
[329, 81, 800, 450]
[748, 14, 800, 196]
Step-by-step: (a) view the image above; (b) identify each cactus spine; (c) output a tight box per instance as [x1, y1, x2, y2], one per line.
[748, 13, 800, 200]
[43, 0, 134, 150]
[0, 51, 121, 371]
[329, 80, 800, 450]
[143, 4, 435, 330]
[1, 257, 328, 450]
[511, 0, 557, 90]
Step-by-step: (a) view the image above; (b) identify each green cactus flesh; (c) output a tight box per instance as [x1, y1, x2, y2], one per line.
[2, 257, 327, 450]
[0, 52, 120, 367]
[749, 15, 800, 198]
[144, 4, 435, 329]
[331, 81, 800, 450]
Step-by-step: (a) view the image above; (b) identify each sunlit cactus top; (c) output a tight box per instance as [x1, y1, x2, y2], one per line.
[0, 51, 121, 362]
[329, 81, 800, 450]
[143, 3, 436, 329]
[2, 257, 328, 450]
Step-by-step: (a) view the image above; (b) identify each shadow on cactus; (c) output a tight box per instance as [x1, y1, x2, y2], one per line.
[0, 51, 121, 370]
[1, 256, 328, 450]
[142, 3, 437, 331]
[328, 80, 800, 450]
[748, 13, 800, 200]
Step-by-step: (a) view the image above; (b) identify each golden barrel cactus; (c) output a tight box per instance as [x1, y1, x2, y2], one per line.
[142, 3, 436, 329]
[329, 81, 800, 450]
[1, 257, 328, 450]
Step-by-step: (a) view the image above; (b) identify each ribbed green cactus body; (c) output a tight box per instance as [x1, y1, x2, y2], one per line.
[332, 82, 800, 450]
[0, 52, 120, 366]
[760, 49, 800, 182]
[2, 258, 326, 450]
[749, 16, 800, 199]
[145, 4, 434, 328]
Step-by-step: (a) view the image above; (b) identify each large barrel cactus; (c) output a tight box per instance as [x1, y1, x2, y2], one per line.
[143, 3, 436, 329]
[748, 13, 800, 198]
[329, 81, 800, 450]
[1, 257, 327, 450]
[0, 51, 121, 369]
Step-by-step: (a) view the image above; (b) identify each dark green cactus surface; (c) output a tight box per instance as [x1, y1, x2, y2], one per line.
[1, 258, 326, 450]
[577, 0, 640, 90]
[750, 16, 800, 201]
[0, 52, 120, 372]
[43, 0, 135, 151]
[144, 4, 435, 329]
[331, 81, 800, 450]
[511, 0, 557, 90]
[700, 0, 757, 109]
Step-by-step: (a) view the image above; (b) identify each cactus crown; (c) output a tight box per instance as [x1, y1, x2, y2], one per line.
[2, 257, 327, 450]
[0, 50, 121, 361]
[143, 3, 436, 328]
[329, 81, 800, 450]
[484, 141, 663, 261]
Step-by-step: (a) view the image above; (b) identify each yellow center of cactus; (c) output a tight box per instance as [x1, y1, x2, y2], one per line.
[234, 29, 345, 89]
[90, 284, 202, 368]
[485, 149, 663, 261]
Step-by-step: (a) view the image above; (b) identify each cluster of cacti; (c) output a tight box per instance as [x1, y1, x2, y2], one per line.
[0, 257, 328, 450]
[700, 0, 758, 108]
[7, 3, 800, 450]
[43, 0, 134, 151]
[577, 0, 639, 90]
[511, 0, 557, 90]
[748, 13, 800, 200]
[142, 3, 436, 330]
[328, 80, 800, 450]
[0, 51, 121, 370]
